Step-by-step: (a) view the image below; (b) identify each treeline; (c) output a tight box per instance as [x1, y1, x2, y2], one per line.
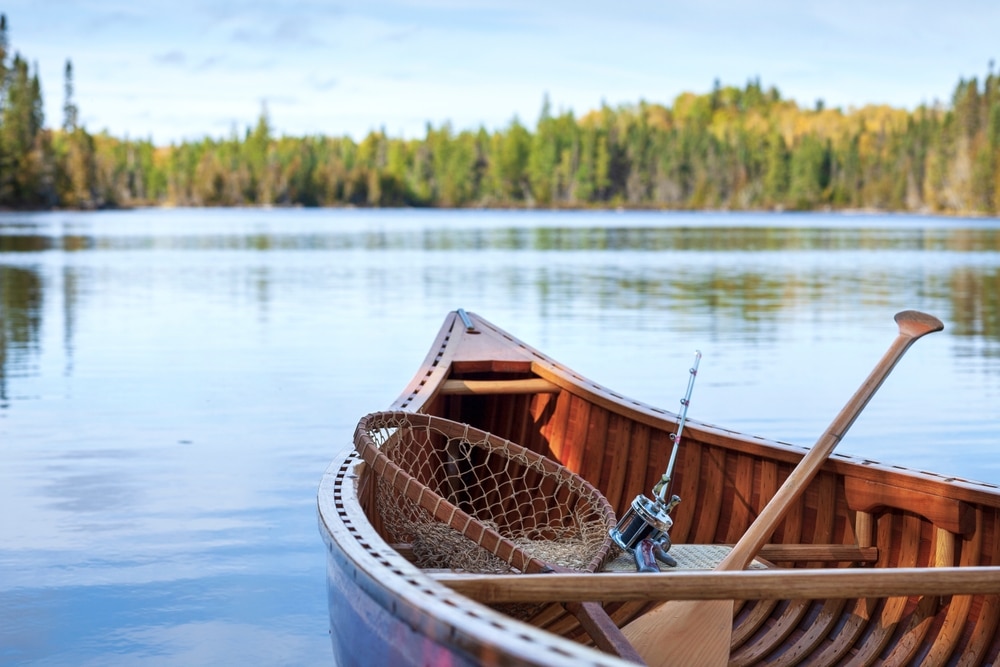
[1, 14, 998, 214]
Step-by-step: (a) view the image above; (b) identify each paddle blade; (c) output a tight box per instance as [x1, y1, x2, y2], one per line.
[894, 310, 944, 339]
[624, 599, 732, 667]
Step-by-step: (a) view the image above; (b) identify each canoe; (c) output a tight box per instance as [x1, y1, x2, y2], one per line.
[317, 309, 1000, 666]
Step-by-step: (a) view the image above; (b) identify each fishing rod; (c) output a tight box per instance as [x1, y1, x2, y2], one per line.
[652, 349, 701, 508]
[609, 350, 702, 570]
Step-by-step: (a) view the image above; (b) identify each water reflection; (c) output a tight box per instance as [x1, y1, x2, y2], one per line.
[42, 449, 144, 515]
[0, 577, 324, 665]
[0, 265, 44, 403]
[5, 215, 1000, 254]
[949, 267, 1000, 340]
[4, 211, 1000, 400]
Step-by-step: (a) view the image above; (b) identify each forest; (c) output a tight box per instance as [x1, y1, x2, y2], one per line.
[1, 14, 998, 214]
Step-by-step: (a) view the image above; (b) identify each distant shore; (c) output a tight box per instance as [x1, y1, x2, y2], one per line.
[2, 202, 994, 221]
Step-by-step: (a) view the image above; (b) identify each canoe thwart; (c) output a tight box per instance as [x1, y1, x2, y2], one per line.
[431, 566, 1000, 604]
[439, 378, 560, 395]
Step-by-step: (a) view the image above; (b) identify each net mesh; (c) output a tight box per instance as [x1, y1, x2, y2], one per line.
[354, 411, 617, 576]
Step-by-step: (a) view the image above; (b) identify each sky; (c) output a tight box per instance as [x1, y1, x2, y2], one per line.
[3, 0, 999, 145]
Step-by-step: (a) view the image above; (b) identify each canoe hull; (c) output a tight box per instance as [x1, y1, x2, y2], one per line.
[319, 310, 1000, 665]
[323, 502, 479, 667]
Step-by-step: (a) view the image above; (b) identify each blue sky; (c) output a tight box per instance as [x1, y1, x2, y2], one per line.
[3, 1, 998, 145]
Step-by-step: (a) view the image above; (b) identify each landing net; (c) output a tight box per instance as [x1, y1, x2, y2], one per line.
[353, 411, 617, 576]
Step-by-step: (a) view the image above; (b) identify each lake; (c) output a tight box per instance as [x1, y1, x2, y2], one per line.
[2, 207, 999, 665]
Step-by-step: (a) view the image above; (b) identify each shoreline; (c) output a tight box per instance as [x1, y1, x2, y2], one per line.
[1, 202, 996, 221]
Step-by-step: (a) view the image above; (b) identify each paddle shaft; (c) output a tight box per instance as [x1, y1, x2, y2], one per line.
[721, 310, 944, 571]
[621, 310, 943, 667]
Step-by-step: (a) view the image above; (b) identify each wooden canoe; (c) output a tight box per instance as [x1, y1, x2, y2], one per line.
[317, 309, 1000, 666]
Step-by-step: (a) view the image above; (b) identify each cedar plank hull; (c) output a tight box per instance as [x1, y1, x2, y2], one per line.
[318, 310, 1000, 665]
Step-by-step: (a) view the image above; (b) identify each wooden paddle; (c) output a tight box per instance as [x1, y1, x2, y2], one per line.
[620, 309, 944, 667]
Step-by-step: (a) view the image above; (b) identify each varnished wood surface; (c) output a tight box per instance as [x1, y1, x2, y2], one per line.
[318, 310, 1000, 666]
[431, 566, 1000, 603]
[440, 378, 561, 395]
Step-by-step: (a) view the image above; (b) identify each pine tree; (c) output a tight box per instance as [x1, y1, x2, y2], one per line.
[788, 134, 830, 209]
[1, 54, 45, 205]
[527, 94, 557, 204]
[0, 14, 9, 205]
[0, 14, 10, 112]
[763, 129, 789, 207]
[0, 14, 9, 103]
[244, 102, 273, 203]
[491, 118, 531, 201]
[63, 59, 78, 132]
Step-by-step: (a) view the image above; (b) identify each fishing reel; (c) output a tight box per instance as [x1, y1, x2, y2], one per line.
[609, 491, 680, 569]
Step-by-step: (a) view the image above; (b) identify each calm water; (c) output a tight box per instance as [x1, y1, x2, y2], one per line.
[2, 208, 1000, 665]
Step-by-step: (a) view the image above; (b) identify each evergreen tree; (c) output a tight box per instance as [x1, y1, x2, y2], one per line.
[1, 54, 45, 205]
[63, 59, 78, 132]
[0, 14, 9, 204]
[244, 103, 273, 200]
[0, 14, 8, 104]
[763, 129, 789, 206]
[490, 118, 531, 201]
[60, 128, 96, 208]
[788, 134, 830, 209]
[527, 94, 558, 204]
[0, 14, 9, 111]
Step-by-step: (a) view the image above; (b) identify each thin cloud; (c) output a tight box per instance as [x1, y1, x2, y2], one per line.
[310, 76, 338, 92]
[152, 51, 227, 72]
[84, 7, 146, 33]
[152, 50, 187, 66]
[383, 26, 419, 43]
[196, 56, 225, 71]
[231, 18, 326, 48]
[381, 70, 414, 82]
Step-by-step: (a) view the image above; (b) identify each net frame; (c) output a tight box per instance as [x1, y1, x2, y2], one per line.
[353, 410, 617, 575]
